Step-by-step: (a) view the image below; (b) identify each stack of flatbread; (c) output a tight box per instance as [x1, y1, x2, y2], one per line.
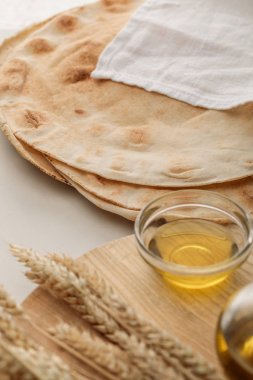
[0, 0, 253, 220]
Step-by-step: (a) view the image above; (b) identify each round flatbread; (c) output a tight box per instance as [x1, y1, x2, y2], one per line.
[0, 0, 253, 188]
[49, 156, 253, 216]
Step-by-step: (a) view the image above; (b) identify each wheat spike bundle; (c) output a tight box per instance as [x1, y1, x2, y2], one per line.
[10, 244, 225, 380]
[49, 252, 223, 380]
[10, 244, 176, 380]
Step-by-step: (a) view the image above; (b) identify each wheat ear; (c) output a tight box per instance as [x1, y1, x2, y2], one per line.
[0, 285, 23, 316]
[12, 346, 74, 380]
[50, 253, 224, 380]
[10, 244, 177, 380]
[0, 285, 33, 349]
[1, 338, 74, 380]
[0, 310, 34, 349]
[0, 340, 37, 380]
[50, 323, 145, 380]
[0, 310, 76, 380]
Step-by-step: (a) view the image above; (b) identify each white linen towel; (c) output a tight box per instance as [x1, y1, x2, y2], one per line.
[92, 0, 253, 110]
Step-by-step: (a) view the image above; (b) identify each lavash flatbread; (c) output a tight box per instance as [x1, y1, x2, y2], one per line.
[0, 0, 253, 189]
[2, 91, 253, 219]
[49, 156, 253, 215]
[1, 0, 253, 221]
[3, 114, 253, 219]
[48, 157, 167, 210]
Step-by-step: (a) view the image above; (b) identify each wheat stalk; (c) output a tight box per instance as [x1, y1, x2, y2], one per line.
[49, 253, 224, 380]
[10, 244, 177, 380]
[50, 323, 145, 380]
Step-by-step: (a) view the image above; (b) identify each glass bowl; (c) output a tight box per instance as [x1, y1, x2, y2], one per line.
[134, 190, 253, 289]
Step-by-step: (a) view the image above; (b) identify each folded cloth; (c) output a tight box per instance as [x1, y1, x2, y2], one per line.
[92, 0, 253, 110]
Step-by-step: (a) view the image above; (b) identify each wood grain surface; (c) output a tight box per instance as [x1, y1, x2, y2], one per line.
[22, 235, 253, 379]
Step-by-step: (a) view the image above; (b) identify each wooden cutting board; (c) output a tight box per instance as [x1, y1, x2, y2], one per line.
[22, 234, 253, 379]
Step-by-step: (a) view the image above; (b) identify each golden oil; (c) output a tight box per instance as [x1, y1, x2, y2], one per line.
[148, 219, 237, 288]
[216, 320, 253, 380]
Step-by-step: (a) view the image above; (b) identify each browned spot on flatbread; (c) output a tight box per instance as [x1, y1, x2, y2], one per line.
[64, 42, 103, 74]
[55, 14, 79, 32]
[24, 110, 47, 128]
[77, 42, 103, 66]
[74, 109, 86, 115]
[102, 0, 130, 5]
[244, 160, 253, 168]
[4, 59, 27, 76]
[55, 40, 104, 83]
[129, 128, 150, 145]
[111, 157, 125, 171]
[76, 155, 86, 164]
[26, 38, 55, 54]
[63, 67, 90, 84]
[77, 52, 96, 67]
[102, 0, 130, 12]
[94, 174, 107, 186]
[108, 5, 129, 12]
[0, 59, 28, 92]
[111, 162, 124, 171]
[169, 165, 200, 174]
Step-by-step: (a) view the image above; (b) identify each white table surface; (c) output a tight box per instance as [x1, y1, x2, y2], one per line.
[0, 0, 133, 303]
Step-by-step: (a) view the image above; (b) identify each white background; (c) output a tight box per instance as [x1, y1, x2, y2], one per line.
[0, 0, 132, 302]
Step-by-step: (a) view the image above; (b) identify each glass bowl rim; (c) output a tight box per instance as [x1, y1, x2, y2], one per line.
[134, 189, 253, 276]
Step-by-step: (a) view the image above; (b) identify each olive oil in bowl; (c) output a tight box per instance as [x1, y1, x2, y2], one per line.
[135, 190, 253, 289]
[148, 219, 236, 289]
